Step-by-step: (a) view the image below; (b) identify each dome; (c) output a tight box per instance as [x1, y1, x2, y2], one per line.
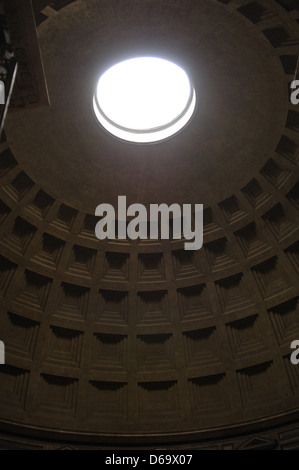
[0, 0, 298, 450]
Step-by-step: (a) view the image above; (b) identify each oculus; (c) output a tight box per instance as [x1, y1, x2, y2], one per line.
[93, 57, 196, 143]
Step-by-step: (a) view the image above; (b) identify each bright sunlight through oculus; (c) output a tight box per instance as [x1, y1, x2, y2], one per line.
[93, 57, 196, 143]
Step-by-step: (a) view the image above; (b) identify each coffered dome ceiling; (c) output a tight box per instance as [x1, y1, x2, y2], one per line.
[0, 0, 298, 446]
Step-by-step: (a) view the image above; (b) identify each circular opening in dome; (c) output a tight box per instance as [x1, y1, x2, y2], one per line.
[93, 57, 196, 143]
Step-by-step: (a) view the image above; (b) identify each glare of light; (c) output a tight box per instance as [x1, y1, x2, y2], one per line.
[93, 57, 196, 143]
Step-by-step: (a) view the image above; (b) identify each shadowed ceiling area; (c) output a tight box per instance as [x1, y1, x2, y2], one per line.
[0, 0, 298, 449]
